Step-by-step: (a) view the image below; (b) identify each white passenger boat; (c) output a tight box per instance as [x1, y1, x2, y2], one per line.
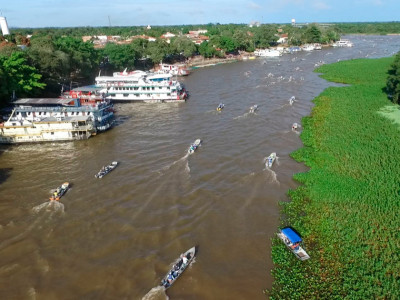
[277, 227, 310, 261]
[159, 63, 190, 76]
[313, 43, 322, 50]
[160, 246, 196, 290]
[333, 39, 353, 47]
[266, 152, 276, 168]
[188, 139, 201, 154]
[302, 44, 315, 51]
[95, 70, 187, 103]
[254, 49, 282, 57]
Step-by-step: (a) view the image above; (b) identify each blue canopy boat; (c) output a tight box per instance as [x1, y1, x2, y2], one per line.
[277, 227, 310, 261]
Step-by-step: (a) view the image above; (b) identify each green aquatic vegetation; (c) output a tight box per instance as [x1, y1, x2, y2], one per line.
[268, 56, 400, 299]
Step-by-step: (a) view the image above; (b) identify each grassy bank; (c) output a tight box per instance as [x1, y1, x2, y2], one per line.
[268, 56, 400, 299]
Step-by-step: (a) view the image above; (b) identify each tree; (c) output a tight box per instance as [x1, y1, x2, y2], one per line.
[145, 39, 170, 64]
[54, 36, 99, 80]
[386, 52, 400, 104]
[198, 41, 217, 58]
[0, 52, 45, 105]
[170, 36, 197, 58]
[101, 43, 138, 71]
[303, 24, 322, 43]
[233, 30, 253, 51]
[253, 25, 278, 48]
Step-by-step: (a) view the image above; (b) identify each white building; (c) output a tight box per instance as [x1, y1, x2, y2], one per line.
[0, 16, 10, 35]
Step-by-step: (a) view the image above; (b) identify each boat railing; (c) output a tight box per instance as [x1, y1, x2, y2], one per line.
[14, 103, 112, 113]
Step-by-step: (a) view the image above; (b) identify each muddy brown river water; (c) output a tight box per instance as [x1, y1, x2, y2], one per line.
[0, 35, 399, 300]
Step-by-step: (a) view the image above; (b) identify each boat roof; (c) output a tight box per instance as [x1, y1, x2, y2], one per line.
[71, 86, 104, 92]
[281, 228, 302, 243]
[13, 98, 71, 106]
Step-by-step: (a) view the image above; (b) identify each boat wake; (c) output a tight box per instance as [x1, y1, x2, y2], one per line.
[32, 201, 65, 214]
[141, 286, 168, 300]
[264, 167, 280, 184]
[0, 202, 64, 252]
[157, 153, 190, 175]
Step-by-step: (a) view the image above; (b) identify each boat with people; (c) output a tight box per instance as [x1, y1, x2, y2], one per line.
[216, 103, 224, 111]
[95, 161, 118, 178]
[292, 123, 298, 131]
[161, 246, 196, 290]
[289, 96, 295, 105]
[277, 227, 310, 261]
[49, 182, 70, 201]
[266, 152, 276, 168]
[249, 105, 258, 113]
[188, 139, 202, 154]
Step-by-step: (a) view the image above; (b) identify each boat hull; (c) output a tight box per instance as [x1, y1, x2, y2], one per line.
[160, 246, 196, 290]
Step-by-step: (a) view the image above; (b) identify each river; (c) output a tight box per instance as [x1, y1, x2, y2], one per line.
[0, 35, 399, 300]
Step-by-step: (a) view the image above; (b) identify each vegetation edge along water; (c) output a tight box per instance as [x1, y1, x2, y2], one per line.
[267, 56, 400, 299]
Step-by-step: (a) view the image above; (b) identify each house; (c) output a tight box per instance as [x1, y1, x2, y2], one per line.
[277, 34, 288, 44]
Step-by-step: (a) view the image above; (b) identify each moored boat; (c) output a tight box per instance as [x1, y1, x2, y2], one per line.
[95, 161, 118, 178]
[277, 227, 310, 261]
[160, 246, 196, 290]
[188, 139, 202, 154]
[266, 152, 276, 168]
[254, 48, 282, 57]
[49, 182, 69, 201]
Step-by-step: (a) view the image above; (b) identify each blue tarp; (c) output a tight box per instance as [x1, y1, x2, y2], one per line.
[281, 228, 302, 244]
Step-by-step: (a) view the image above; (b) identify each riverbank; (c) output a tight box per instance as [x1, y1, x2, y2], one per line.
[268, 56, 400, 299]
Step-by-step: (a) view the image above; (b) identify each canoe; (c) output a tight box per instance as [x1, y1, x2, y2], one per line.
[188, 139, 202, 154]
[266, 152, 276, 168]
[160, 246, 196, 290]
[95, 161, 118, 178]
[49, 182, 69, 201]
[277, 227, 310, 261]
[249, 105, 258, 113]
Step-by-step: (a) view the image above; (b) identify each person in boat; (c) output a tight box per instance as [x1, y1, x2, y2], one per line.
[291, 242, 300, 250]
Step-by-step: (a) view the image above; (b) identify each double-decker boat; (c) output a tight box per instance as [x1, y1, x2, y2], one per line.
[0, 95, 114, 144]
[95, 70, 188, 103]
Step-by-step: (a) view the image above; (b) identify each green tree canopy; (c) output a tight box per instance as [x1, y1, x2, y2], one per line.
[0, 51, 45, 105]
[386, 52, 400, 104]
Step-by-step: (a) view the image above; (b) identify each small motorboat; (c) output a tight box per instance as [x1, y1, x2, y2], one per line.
[277, 227, 310, 261]
[292, 123, 298, 131]
[95, 161, 118, 178]
[216, 103, 224, 111]
[49, 182, 70, 201]
[188, 139, 201, 154]
[249, 105, 258, 113]
[160, 246, 196, 290]
[266, 152, 276, 168]
[289, 96, 295, 105]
